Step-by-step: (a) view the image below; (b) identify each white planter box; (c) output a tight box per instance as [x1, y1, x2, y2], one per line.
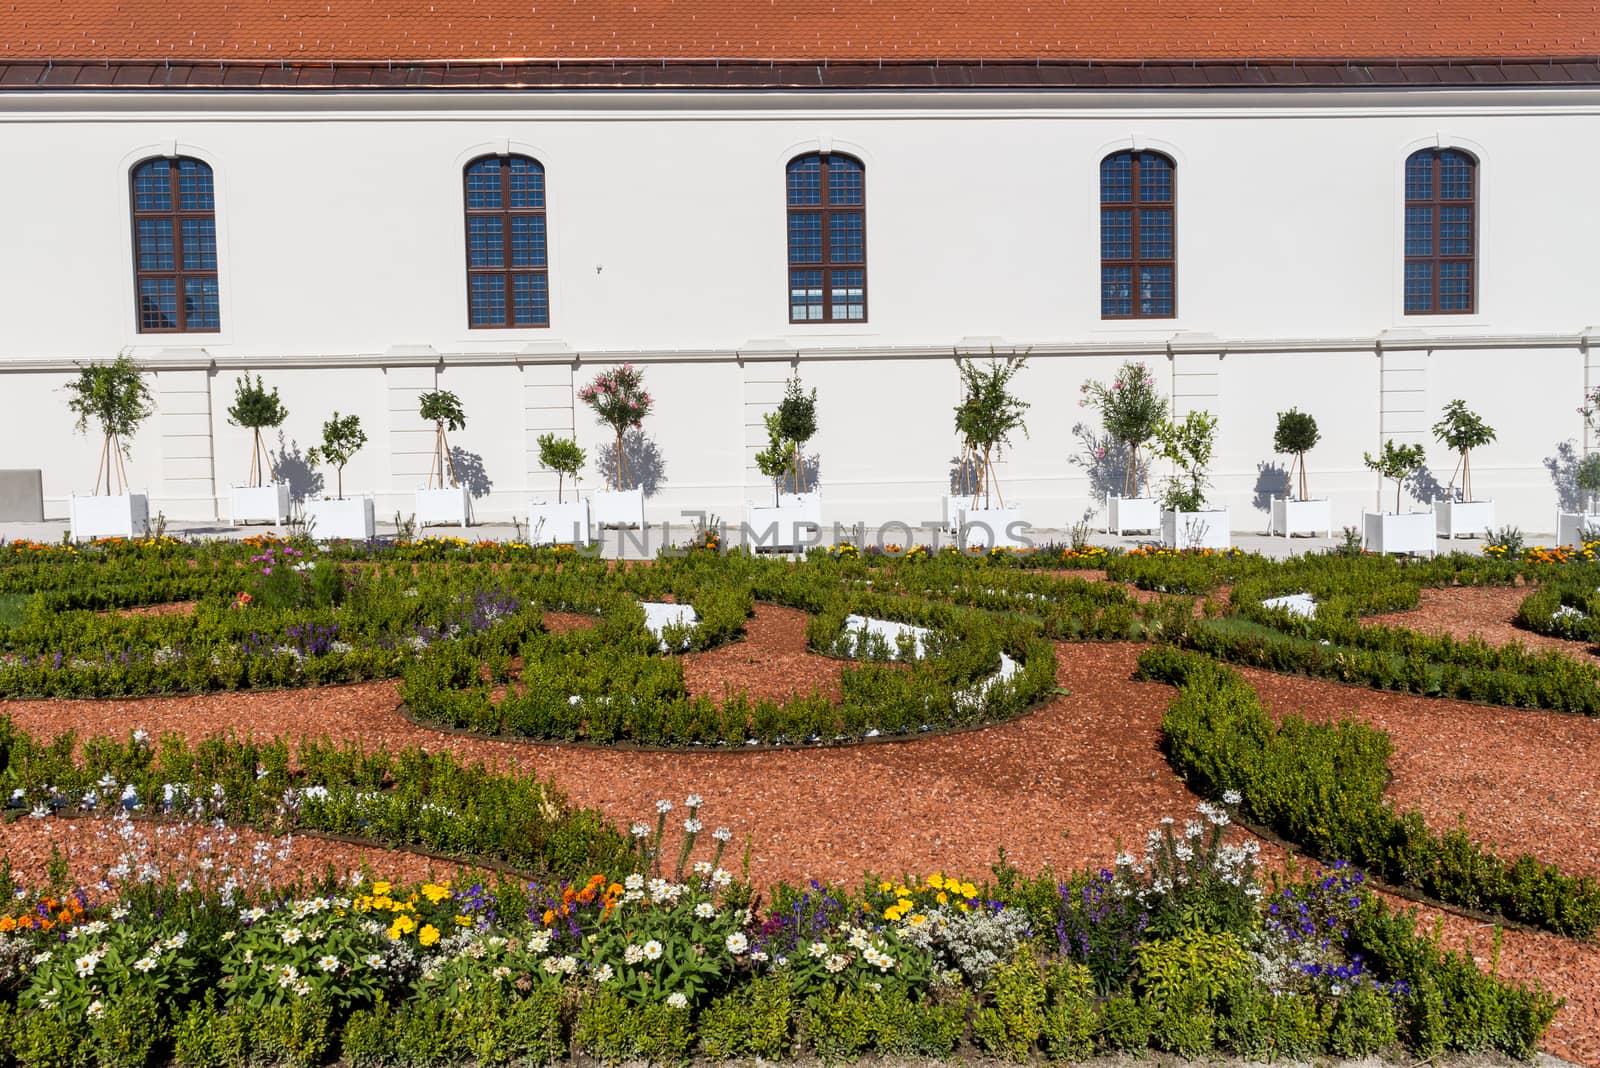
[304, 496, 375, 540]
[1162, 508, 1231, 550]
[747, 492, 822, 551]
[69, 493, 149, 541]
[941, 494, 974, 533]
[957, 505, 1025, 549]
[1270, 497, 1332, 538]
[1556, 511, 1600, 548]
[527, 498, 592, 545]
[415, 486, 471, 528]
[1434, 499, 1494, 539]
[1363, 511, 1435, 556]
[230, 483, 291, 525]
[1107, 495, 1161, 535]
[592, 488, 645, 528]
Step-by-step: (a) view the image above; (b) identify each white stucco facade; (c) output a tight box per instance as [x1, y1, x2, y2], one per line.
[1, 85, 1597, 534]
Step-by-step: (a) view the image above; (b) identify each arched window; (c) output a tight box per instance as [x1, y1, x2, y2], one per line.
[464, 155, 548, 328]
[1100, 151, 1175, 319]
[786, 153, 866, 323]
[1404, 149, 1476, 314]
[130, 157, 220, 333]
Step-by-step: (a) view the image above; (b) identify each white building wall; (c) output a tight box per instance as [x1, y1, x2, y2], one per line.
[0, 88, 1595, 534]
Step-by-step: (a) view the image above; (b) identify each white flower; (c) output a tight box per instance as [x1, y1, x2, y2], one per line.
[683, 818, 703, 834]
[666, 992, 688, 1010]
[110, 905, 130, 921]
[809, 942, 829, 958]
[133, 957, 157, 973]
[317, 955, 339, 973]
[693, 861, 713, 876]
[712, 827, 732, 843]
[624, 944, 646, 964]
[558, 956, 578, 975]
[281, 927, 303, 945]
[81, 921, 109, 936]
[277, 965, 299, 987]
[655, 799, 673, 814]
[642, 940, 664, 961]
[542, 957, 564, 974]
[595, 964, 614, 983]
[31, 952, 53, 966]
[493, 966, 512, 980]
[240, 907, 268, 923]
[363, 954, 384, 969]
[528, 929, 553, 954]
[630, 822, 650, 838]
[294, 980, 312, 998]
[1222, 789, 1243, 805]
[711, 869, 733, 887]
[694, 902, 717, 919]
[824, 954, 849, 974]
[725, 932, 749, 955]
[685, 794, 703, 808]
[624, 873, 645, 891]
[74, 955, 99, 977]
[86, 1000, 105, 1019]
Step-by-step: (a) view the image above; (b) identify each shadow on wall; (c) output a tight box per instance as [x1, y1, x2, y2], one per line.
[1409, 465, 1447, 507]
[272, 433, 324, 501]
[1066, 421, 1142, 510]
[599, 430, 667, 497]
[948, 453, 979, 496]
[450, 447, 493, 499]
[1545, 440, 1583, 512]
[1253, 461, 1290, 513]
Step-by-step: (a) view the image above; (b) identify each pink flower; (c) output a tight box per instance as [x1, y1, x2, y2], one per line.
[1095, 447, 1107, 458]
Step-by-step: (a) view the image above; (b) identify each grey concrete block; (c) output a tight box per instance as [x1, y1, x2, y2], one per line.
[0, 470, 43, 522]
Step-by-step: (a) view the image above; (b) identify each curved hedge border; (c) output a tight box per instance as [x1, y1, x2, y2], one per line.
[1516, 570, 1600, 644]
[1134, 645, 1600, 938]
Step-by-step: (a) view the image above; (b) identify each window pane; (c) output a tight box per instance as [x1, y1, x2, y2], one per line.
[1100, 153, 1132, 203]
[1440, 262, 1472, 311]
[468, 216, 504, 268]
[511, 215, 546, 268]
[829, 213, 864, 263]
[512, 273, 549, 326]
[788, 213, 823, 264]
[1137, 154, 1172, 203]
[183, 277, 220, 330]
[830, 270, 865, 320]
[1101, 266, 1133, 317]
[1439, 151, 1473, 199]
[466, 159, 502, 210]
[1439, 206, 1472, 256]
[180, 218, 217, 271]
[1405, 153, 1434, 202]
[1404, 262, 1434, 313]
[827, 157, 864, 207]
[790, 270, 823, 320]
[787, 156, 821, 206]
[1138, 266, 1173, 317]
[136, 219, 175, 272]
[1139, 209, 1173, 259]
[1404, 206, 1433, 256]
[508, 158, 544, 209]
[178, 160, 214, 211]
[138, 278, 177, 330]
[1100, 209, 1132, 259]
[469, 274, 506, 327]
[134, 161, 172, 212]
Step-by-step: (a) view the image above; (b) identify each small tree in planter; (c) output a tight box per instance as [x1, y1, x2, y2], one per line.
[1363, 439, 1427, 513]
[418, 390, 467, 490]
[1273, 408, 1320, 501]
[579, 364, 652, 491]
[775, 374, 818, 494]
[226, 375, 288, 488]
[536, 433, 586, 503]
[1431, 399, 1495, 503]
[306, 412, 367, 500]
[1154, 410, 1219, 512]
[1081, 361, 1165, 498]
[953, 354, 1030, 510]
[65, 354, 155, 495]
[753, 413, 792, 506]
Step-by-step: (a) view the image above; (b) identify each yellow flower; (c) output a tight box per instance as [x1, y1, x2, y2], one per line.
[959, 882, 979, 899]
[878, 881, 893, 893]
[926, 873, 945, 890]
[454, 914, 473, 927]
[373, 881, 392, 896]
[908, 913, 927, 927]
[935, 892, 948, 905]
[372, 896, 395, 911]
[418, 925, 440, 947]
[421, 883, 452, 904]
[387, 914, 417, 939]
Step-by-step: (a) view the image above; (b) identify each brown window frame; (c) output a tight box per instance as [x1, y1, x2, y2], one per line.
[1403, 148, 1477, 316]
[1099, 151, 1176, 321]
[130, 156, 220, 334]
[463, 154, 550, 329]
[786, 152, 868, 324]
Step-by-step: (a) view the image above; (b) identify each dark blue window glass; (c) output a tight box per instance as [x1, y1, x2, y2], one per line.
[465, 155, 549, 327]
[1139, 209, 1173, 260]
[469, 274, 506, 327]
[466, 158, 502, 210]
[1100, 151, 1174, 318]
[1100, 154, 1132, 203]
[183, 277, 220, 330]
[1138, 267, 1174, 317]
[829, 213, 864, 264]
[788, 213, 823, 263]
[512, 274, 549, 325]
[790, 271, 823, 320]
[1404, 206, 1433, 256]
[786, 154, 867, 322]
[131, 157, 219, 332]
[468, 217, 504, 268]
[1439, 206, 1472, 256]
[1101, 267, 1133, 318]
[787, 156, 821, 206]
[830, 270, 865, 320]
[1440, 263, 1472, 311]
[177, 160, 214, 211]
[1404, 149, 1475, 314]
[827, 157, 864, 206]
[1136, 153, 1172, 202]
[138, 278, 177, 330]
[508, 157, 544, 209]
[180, 218, 217, 271]
[133, 160, 172, 212]
[136, 219, 174, 272]
[1439, 151, 1473, 200]
[1404, 262, 1434, 313]
[1101, 210, 1132, 259]
[511, 216, 546, 268]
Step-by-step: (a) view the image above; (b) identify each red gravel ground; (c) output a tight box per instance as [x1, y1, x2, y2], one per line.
[1367, 584, 1600, 665]
[683, 604, 848, 704]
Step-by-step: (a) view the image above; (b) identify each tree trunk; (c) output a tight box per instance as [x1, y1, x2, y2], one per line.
[1461, 449, 1472, 502]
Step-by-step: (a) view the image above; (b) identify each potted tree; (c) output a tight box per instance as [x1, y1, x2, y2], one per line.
[415, 389, 471, 528]
[1081, 361, 1165, 536]
[952, 354, 1030, 549]
[227, 375, 291, 525]
[65, 354, 154, 540]
[1431, 399, 1496, 539]
[1269, 407, 1331, 538]
[749, 376, 822, 551]
[304, 411, 373, 539]
[528, 432, 591, 545]
[1559, 452, 1600, 547]
[1155, 410, 1229, 549]
[1362, 439, 1432, 555]
[580, 364, 651, 528]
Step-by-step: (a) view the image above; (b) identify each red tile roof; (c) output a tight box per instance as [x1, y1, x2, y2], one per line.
[2, 0, 1596, 62]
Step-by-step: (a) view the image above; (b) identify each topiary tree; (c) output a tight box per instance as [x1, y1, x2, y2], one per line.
[306, 412, 367, 500]
[1080, 361, 1166, 498]
[418, 390, 467, 490]
[753, 413, 791, 506]
[536, 433, 586, 503]
[954, 355, 1030, 510]
[1363, 439, 1427, 514]
[1153, 410, 1219, 513]
[775, 374, 818, 495]
[1273, 408, 1321, 501]
[579, 364, 652, 491]
[1431, 399, 1495, 503]
[226, 375, 288, 488]
[65, 354, 155, 496]
[1578, 453, 1600, 514]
